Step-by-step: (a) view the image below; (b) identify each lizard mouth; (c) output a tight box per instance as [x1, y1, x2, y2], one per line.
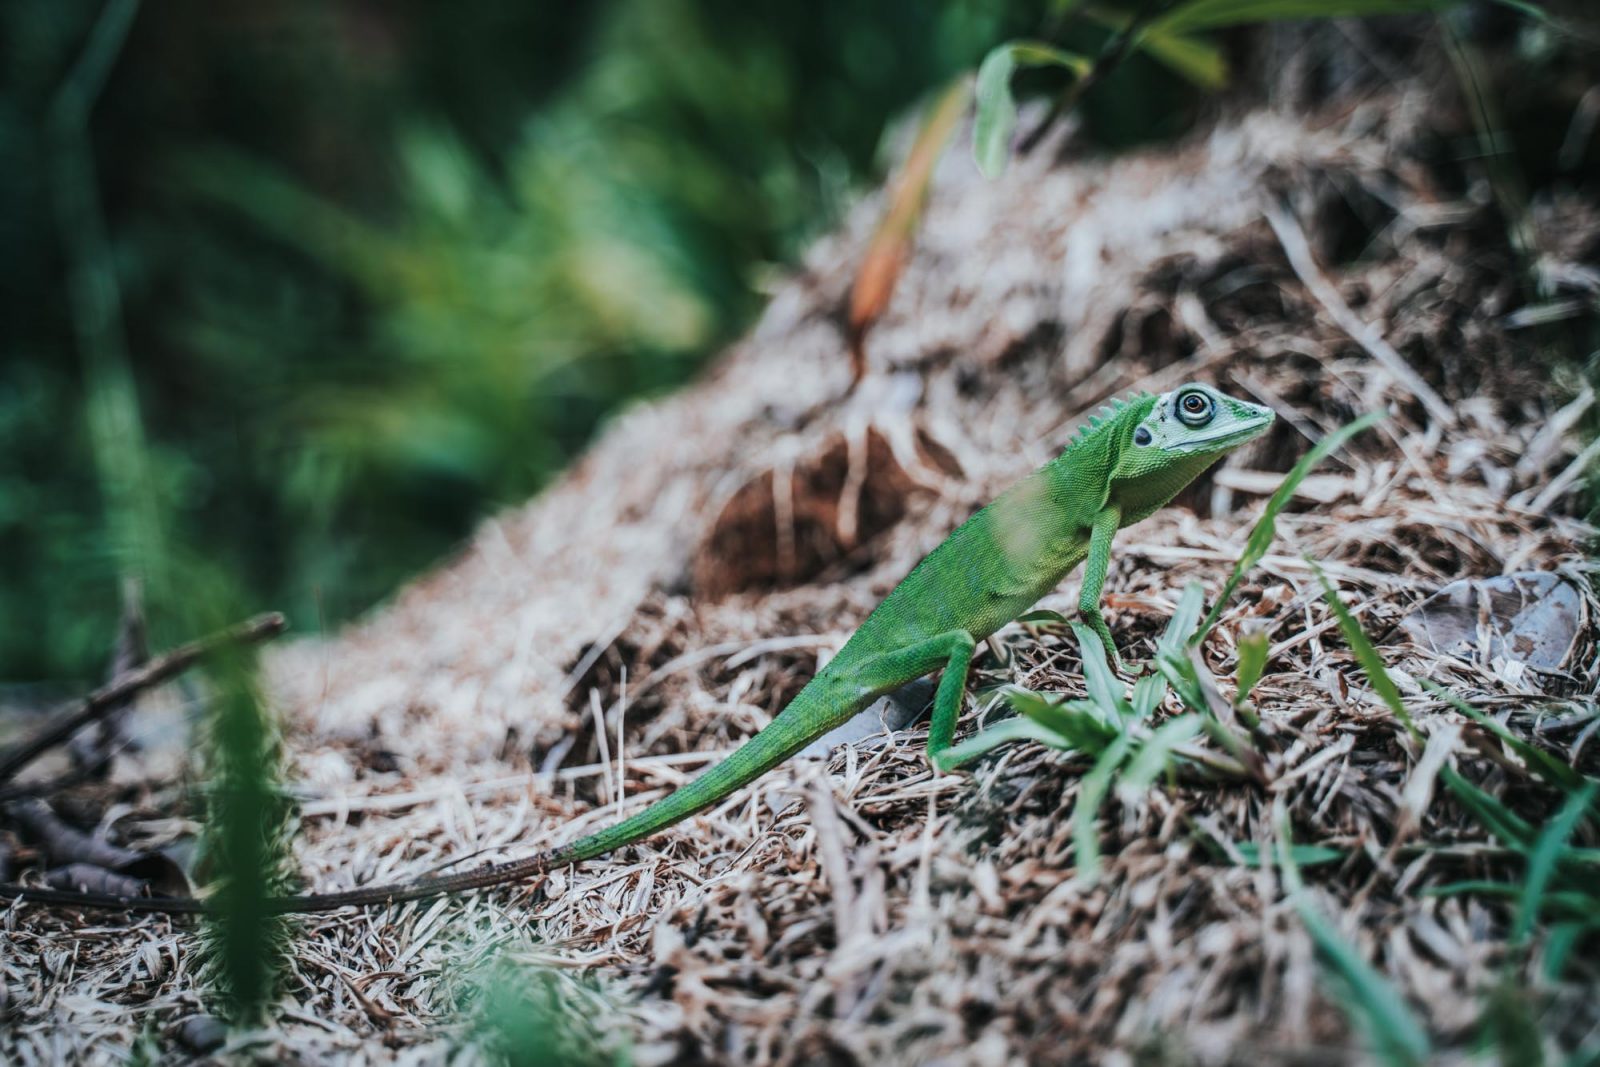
[1174, 413, 1274, 453]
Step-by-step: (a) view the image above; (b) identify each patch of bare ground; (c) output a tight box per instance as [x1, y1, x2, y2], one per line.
[6, 35, 1600, 1067]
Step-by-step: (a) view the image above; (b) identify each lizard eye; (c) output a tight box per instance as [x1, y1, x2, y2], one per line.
[1133, 427, 1153, 446]
[1177, 390, 1213, 427]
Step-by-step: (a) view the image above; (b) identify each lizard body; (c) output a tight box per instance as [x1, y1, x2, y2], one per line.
[2, 383, 1272, 914]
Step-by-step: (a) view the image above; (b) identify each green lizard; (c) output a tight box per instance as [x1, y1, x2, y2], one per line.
[2, 383, 1272, 914]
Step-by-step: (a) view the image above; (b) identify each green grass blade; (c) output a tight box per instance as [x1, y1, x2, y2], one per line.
[1314, 563, 1419, 739]
[1156, 645, 1209, 716]
[1196, 412, 1383, 642]
[1139, 24, 1229, 89]
[1421, 680, 1585, 793]
[1234, 627, 1268, 706]
[1073, 622, 1131, 723]
[1082, 7, 1228, 89]
[1017, 608, 1071, 629]
[1439, 767, 1536, 848]
[1131, 672, 1168, 721]
[1543, 922, 1588, 981]
[1119, 714, 1202, 797]
[1295, 904, 1433, 1066]
[1426, 882, 1598, 919]
[1515, 781, 1599, 943]
[1073, 733, 1132, 884]
[1161, 582, 1207, 657]
[936, 716, 1070, 770]
[1276, 809, 1432, 1066]
[1004, 686, 1120, 749]
[1155, 0, 1454, 34]
[1231, 841, 1345, 868]
[1424, 879, 1524, 899]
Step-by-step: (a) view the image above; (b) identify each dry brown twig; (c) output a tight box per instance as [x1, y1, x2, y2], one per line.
[0, 611, 287, 784]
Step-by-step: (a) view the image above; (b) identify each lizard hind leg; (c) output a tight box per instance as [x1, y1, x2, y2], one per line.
[926, 632, 975, 761]
[843, 629, 977, 766]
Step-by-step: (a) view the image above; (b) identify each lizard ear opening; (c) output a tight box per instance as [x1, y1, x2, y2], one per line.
[1133, 426, 1153, 446]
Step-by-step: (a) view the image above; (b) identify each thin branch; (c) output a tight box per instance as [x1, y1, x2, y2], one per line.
[1016, 0, 1175, 156]
[0, 613, 287, 784]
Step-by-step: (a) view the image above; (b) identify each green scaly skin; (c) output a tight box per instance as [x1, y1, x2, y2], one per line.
[1, 383, 1273, 914]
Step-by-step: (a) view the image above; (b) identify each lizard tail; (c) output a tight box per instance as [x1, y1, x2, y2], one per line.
[1, 679, 851, 915]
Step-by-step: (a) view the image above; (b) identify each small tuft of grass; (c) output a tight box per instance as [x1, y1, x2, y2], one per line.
[1274, 803, 1433, 1067]
[461, 952, 630, 1067]
[942, 584, 1256, 882]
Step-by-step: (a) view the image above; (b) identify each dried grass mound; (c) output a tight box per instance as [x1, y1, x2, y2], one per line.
[7, 40, 1600, 1067]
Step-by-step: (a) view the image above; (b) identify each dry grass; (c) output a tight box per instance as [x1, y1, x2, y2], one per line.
[6, 51, 1600, 1066]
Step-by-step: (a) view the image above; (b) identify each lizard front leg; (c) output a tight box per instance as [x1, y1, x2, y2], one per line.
[1079, 504, 1125, 673]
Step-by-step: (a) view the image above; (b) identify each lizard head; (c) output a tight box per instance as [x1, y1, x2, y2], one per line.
[1112, 384, 1274, 484]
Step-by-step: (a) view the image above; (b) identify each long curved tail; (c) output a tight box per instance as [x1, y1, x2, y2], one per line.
[1, 676, 857, 914]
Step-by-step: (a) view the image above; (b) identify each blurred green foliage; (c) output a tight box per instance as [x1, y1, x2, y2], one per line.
[463, 952, 629, 1066]
[1, 0, 1065, 679]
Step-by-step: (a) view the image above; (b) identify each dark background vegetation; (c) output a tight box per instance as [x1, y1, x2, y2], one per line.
[0, 0, 1239, 683]
[2, 0, 1041, 680]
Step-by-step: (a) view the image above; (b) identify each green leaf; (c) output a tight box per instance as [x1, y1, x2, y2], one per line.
[1073, 622, 1130, 723]
[1158, 585, 1213, 714]
[1130, 671, 1168, 720]
[1196, 412, 1383, 642]
[1011, 688, 1120, 751]
[973, 41, 1092, 179]
[1426, 881, 1598, 919]
[1084, 7, 1229, 89]
[1161, 582, 1207, 657]
[1119, 714, 1202, 796]
[1234, 627, 1268, 706]
[1073, 733, 1132, 884]
[1314, 563, 1419, 738]
[936, 716, 1066, 770]
[937, 685, 1121, 771]
[1017, 608, 1071, 627]
[1421, 680, 1586, 793]
[1515, 782, 1598, 943]
[1231, 841, 1345, 868]
[1140, 24, 1230, 89]
[1543, 922, 1589, 981]
[1155, 0, 1454, 35]
[1157, 643, 1209, 716]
